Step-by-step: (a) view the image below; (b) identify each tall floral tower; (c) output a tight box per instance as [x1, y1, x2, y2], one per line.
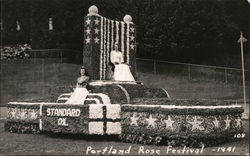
[83, 5, 137, 80]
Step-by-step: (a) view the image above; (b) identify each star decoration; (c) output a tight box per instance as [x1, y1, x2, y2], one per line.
[94, 37, 99, 44]
[85, 37, 91, 44]
[94, 19, 100, 25]
[224, 115, 231, 129]
[188, 116, 204, 131]
[130, 44, 135, 50]
[164, 116, 175, 130]
[130, 35, 135, 41]
[130, 113, 139, 126]
[235, 117, 241, 128]
[94, 28, 99, 34]
[86, 27, 91, 34]
[30, 110, 38, 119]
[86, 18, 91, 25]
[20, 110, 27, 120]
[213, 117, 220, 128]
[130, 27, 135, 33]
[15, 109, 21, 119]
[146, 115, 157, 128]
[9, 109, 16, 118]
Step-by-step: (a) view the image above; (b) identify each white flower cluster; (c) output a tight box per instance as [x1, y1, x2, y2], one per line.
[103, 18, 107, 79]
[126, 23, 130, 64]
[106, 104, 121, 120]
[106, 122, 121, 134]
[100, 17, 104, 79]
[8, 107, 38, 120]
[89, 105, 103, 119]
[89, 104, 121, 119]
[88, 122, 104, 135]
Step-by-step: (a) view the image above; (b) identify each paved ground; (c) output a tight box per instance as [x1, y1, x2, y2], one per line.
[0, 119, 249, 155]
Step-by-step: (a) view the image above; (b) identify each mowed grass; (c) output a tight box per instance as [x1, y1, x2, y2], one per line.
[138, 72, 245, 100]
[0, 120, 249, 155]
[0, 59, 249, 155]
[1, 59, 247, 106]
[1, 59, 80, 104]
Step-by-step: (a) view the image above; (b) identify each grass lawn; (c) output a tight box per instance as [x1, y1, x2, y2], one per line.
[1, 60, 249, 155]
[138, 72, 246, 100]
[0, 119, 249, 155]
[1, 59, 248, 106]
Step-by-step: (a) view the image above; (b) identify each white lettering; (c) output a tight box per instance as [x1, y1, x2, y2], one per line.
[47, 108, 51, 116]
[86, 146, 92, 154]
[138, 146, 160, 155]
[166, 146, 173, 154]
[46, 108, 81, 117]
[76, 109, 81, 116]
[58, 118, 68, 126]
[125, 146, 131, 154]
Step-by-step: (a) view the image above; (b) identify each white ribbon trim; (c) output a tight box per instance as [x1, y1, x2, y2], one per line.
[116, 85, 130, 103]
[122, 104, 243, 109]
[85, 98, 101, 104]
[88, 93, 111, 104]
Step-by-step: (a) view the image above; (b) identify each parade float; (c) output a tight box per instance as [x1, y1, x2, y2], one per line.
[5, 6, 244, 147]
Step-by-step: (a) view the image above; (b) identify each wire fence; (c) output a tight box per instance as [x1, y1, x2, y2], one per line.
[1, 48, 249, 84]
[136, 58, 250, 84]
[1, 49, 249, 105]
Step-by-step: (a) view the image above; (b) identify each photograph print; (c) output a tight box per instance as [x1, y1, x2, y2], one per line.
[0, 0, 249, 155]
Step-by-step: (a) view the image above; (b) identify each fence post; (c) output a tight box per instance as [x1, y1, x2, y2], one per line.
[188, 64, 191, 80]
[154, 60, 157, 75]
[224, 68, 228, 83]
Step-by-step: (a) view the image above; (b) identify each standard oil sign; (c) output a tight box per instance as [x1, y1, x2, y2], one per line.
[41, 105, 87, 133]
[46, 108, 81, 126]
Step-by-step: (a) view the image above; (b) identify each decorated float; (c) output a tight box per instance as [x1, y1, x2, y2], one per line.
[5, 6, 244, 147]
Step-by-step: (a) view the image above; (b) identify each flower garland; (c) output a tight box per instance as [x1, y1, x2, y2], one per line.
[126, 23, 130, 64]
[116, 21, 119, 46]
[39, 104, 43, 130]
[103, 17, 107, 79]
[100, 16, 104, 80]
[107, 20, 110, 65]
[123, 104, 243, 109]
[89, 80, 137, 86]
[111, 20, 114, 51]
[121, 22, 125, 54]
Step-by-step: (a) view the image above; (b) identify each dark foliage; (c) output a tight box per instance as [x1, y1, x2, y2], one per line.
[1, 0, 249, 65]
